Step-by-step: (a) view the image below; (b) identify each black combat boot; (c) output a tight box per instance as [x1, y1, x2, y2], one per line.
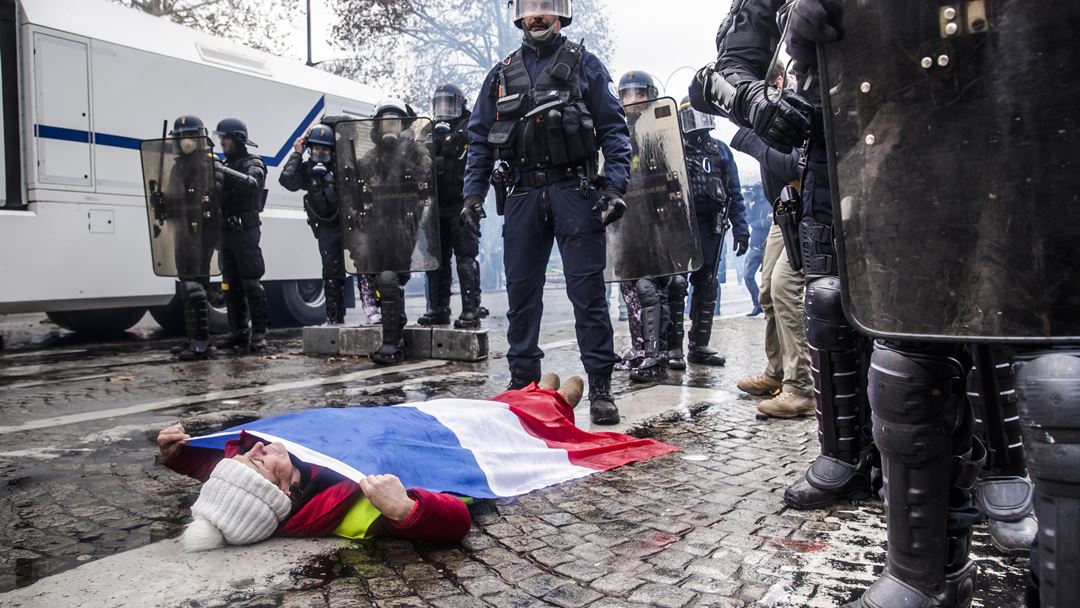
[371, 271, 405, 365]
[454, 259, 483, 329]
[324, 278, 346, 325]
[217, 283, 250, 350]
[686, 278, 725, 366]
[588, 373, 620, 425]
[418, 268, 451, 326]
[666, 276, 688, 370]
[630, 278, 668, 383]
[177, 281, 212, 361]
[244, 279, 268, 353]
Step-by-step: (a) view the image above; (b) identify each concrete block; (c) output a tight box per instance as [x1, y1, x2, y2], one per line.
[404, 327, 433, 359]
[302, 326, 343, 355]
[338, 326, 383, 356]
[432, 328, 489, 362]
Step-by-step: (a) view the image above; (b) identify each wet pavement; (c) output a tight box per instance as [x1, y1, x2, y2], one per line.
[0, 283, 1029, 607]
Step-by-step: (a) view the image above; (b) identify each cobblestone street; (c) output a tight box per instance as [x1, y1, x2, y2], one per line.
[0, 293, 1029, 607]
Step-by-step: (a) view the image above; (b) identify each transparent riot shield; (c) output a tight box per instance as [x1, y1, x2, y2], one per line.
[822, 1, 1080, 343]
[139, 137, 221, 278]
[605, 97, 702, 282]
[335, 117, 440, 274]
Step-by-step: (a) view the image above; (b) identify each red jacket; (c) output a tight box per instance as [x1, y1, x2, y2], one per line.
[165, 433, 471, 543]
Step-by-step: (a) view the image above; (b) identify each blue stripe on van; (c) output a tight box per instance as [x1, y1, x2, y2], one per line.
[32, 95, 328, 167]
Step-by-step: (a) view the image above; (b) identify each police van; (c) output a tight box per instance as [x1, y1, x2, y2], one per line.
[0, 0, 383, 335]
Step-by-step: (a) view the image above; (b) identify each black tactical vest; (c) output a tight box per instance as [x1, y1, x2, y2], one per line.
[303, 160, 339, 224]
[684, 133, 729, 217]
[222, 153, 267, 215]
[486, 40, 599, 172]
[433, 113, 469, 199]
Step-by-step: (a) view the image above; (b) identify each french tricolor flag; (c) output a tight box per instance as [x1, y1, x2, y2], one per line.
[187, 387, 679, 499]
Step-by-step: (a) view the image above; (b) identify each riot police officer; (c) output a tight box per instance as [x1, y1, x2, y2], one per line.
[214, 118, 269, 353]
[417, 84, 485, 330]
[162, 115, 222, 361]
[668, 98, 748, 370]
[279, 122, 347, 325]
[462, 0, 632, 424]
[354, 99, 430, 365]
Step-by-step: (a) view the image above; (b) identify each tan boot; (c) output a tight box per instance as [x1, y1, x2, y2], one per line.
[538, 373, 561, 390]
[558, 376, 585, 408]
[737, 374, 784, 397]
[757, 391, 815, 419]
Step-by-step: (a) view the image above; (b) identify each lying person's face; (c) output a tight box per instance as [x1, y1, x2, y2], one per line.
[233, 442, 300, 495]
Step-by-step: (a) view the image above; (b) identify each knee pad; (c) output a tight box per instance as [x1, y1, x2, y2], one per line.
[240, 278, 263, 296]
[869, 344, 967, 463]
[635, 278, 661, 307]
[378, 270, 400, 288]
[667, 275, 688, 299]
[181, 280, 206, 299]
[804, 275, 859, 350]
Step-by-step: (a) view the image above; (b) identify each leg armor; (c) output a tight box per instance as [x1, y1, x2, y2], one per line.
[454, 258, 483, 329]
[666, 275, 688, 370]
[630, 277, 669, 384]
[371, 270, 406, 365]
[617, 280, 644, 369]
[1015, 351, 1080, 608]
[846, 342, 981, 608]
[323, 278, 346, 325]
[177, 280, 211, 360]
[687, 270, 725, 366]
[242, 279, 268, 353]
[785, 274, 875, 509]
[418, 268, 452, 326]
[968, 345, 1036, 556]
[218, 280, 250, 350]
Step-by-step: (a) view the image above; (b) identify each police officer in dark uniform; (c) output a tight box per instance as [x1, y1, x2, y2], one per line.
[165, 115, 223, 361]
[417, 84, 485, 330]
[214, 118, 269, 353]
[692, 0, 877, 514]
[667, 98, 748, 371]
[462, 0, 632, 425]
[279, 123, 347, 325]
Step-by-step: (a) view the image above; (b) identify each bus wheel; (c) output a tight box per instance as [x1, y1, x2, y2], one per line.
[46, 307, 148, 337]
[267, 280, 326, 328]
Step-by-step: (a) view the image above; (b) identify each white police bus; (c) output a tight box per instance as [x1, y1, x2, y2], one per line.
[0, 0, 383, 335]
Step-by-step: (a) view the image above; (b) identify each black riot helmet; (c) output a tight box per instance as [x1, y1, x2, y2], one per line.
[618, 71, 659, 106]
[432, 84, 467, 121]
[170, 115, 208, 138]
[214, 117, 258, 148]
[371, 98, 418, 145]
[512, 0, 572, 28]
[679, 96, 716, 133]
[305, 124, 335, 148]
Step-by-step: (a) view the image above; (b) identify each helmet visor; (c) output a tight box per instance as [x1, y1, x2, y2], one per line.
[679, 105, 716, 133]
[619, 83, 654, 107]
[515, 0, 571, 21]
[432, 92, 463, 121]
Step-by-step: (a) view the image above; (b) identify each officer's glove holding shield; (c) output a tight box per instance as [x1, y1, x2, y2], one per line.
[738, 81, 813, 154]
[460, 196, 487, 239]
[781, 0, 844, 69]
[597, 189, 627, 228]
[734, 234, 750, 257]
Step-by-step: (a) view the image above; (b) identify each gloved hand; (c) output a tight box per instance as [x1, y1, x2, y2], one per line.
[460, 196, 487, 238]
[597, 189, 627, 228]
[738, 80, 813, 153]
[734, 234, 750, 257]
[783, 0, 844, 68]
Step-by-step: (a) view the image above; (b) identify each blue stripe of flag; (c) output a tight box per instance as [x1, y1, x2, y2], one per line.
[187, 407, 498, 498]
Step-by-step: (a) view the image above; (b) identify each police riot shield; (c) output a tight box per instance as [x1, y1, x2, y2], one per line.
[822, 2, 1080, 343]
[605, 97, 702, 282]
[139, 137, 221, 278]
[335, 117, 440, 274]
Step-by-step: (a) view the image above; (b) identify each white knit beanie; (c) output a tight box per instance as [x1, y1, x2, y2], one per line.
[182, 457, 292, 552]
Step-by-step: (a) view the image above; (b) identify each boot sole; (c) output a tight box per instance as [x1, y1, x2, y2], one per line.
[739, 387, 783, 397]
[756, 408, 815, 419]
[783, 487, 874, 510]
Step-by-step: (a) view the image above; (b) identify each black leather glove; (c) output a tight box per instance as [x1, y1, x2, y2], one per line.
[734, 234, 750, 257]
[597, 189, 627, 228]
[783, 0, 843, 69]
[737, 80, 813, 153]
[460, 196, 486, 238]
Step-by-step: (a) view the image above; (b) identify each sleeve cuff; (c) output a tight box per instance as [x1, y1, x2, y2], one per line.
[391, 490, 423, 529]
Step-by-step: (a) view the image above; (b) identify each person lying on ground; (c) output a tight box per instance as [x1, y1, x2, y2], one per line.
[157, 374, 677, 551]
